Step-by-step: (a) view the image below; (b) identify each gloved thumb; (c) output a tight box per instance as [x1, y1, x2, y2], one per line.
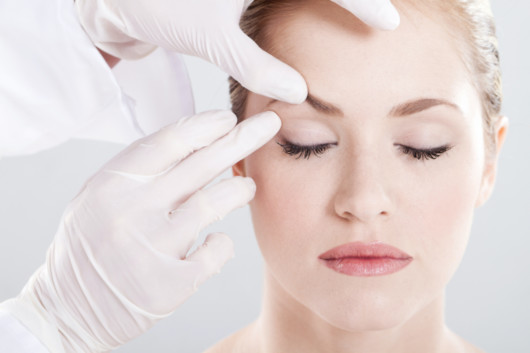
[217, 27, 307, 104]
[330, 0, 400, 30]
[186, 232, 235, 289]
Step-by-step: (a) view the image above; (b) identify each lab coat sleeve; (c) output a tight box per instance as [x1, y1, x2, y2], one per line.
[0, 0, 194, 158]
[0, 312, 50, 353]
[0, 299, 55, 353]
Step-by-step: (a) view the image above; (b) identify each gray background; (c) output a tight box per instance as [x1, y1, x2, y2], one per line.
[1, 1, 529, 352]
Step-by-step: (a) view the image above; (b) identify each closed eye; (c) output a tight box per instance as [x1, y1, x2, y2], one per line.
[276, 141, 335, 159]
[278, 140, 453, 161]
[396, 144, 453, 161]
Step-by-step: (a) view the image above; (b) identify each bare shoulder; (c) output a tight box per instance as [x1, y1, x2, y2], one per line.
[445, 328, 487, 353]
[202, 324, 256, 353]
[453, 333, 487, 353]
[202, 333, 239, 353]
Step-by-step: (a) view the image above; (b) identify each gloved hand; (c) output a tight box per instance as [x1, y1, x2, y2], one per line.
[11, 110, 281, 352]
[75, 0, 399, 105]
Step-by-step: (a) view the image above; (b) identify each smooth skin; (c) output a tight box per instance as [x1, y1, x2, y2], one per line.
[206, 1, 508, 352]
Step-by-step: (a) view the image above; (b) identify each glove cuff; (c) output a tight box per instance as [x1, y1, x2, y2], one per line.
[1, 272, 66, 353]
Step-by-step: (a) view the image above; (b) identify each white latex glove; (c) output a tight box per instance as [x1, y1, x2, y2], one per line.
[76, 0, 399, 105]
[9, 110, 281, 352]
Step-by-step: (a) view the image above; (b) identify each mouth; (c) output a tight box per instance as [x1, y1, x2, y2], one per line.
[318, 241, 413, 277]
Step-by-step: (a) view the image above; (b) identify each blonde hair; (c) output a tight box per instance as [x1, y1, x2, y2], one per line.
[229, 0, 502, 158]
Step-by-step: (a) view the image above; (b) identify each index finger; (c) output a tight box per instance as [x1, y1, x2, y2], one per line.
[157, 111, 281, 207]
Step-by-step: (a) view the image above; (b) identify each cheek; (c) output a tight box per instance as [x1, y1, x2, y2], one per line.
[405, 143, 484, 289]
[244, 143, 325, 263]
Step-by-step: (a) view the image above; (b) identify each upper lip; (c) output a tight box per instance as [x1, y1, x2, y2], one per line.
[318, 241, 412, 260]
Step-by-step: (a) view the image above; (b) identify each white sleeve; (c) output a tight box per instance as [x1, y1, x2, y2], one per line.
[0, 0, 194, 158]
[0, 301, 53, 353]
[0, 296, 69, 353]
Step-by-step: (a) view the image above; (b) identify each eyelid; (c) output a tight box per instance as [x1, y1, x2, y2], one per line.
[278, 140, 453, 161]
[280, 122, 338, 142]
[276, 140, 337, 159]
[396, 144, 454, 161]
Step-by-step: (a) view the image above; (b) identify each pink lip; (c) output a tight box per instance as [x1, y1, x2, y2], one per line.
[318, 241, 413, 277]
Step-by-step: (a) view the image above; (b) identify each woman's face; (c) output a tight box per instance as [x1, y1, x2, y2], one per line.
[234, 0, 501, 331]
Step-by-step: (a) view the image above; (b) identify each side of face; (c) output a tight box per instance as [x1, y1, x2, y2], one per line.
[233, 0, 508, 331]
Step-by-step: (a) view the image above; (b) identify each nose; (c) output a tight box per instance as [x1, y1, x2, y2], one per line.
[333, 152, 393, 224]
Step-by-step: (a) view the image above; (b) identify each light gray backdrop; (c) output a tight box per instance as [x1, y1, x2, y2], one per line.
[1, 0, 528, 352]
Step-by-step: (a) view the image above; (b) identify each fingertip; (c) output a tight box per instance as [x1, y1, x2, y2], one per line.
[228, 29, 308, 104]
[379, 2, 400, 30]
[243, 177, 257, 197]
[249, 111, 282, 135]
[367, 0, 400, 31]
[262, 65, 308, 104]
[204, 232, 235, 259]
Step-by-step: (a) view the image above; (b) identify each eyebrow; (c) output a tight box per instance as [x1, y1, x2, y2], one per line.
[306, 94, 343, 116]
[266, 93, 343, 116]
[267, 95, 462, 117]
[389, 98, 462, 117]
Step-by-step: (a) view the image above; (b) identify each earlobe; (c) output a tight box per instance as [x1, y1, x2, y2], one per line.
[475, 116, 509, 208]
[232, 160, 247, 177]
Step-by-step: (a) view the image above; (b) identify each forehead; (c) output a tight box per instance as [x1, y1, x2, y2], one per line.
[264, 0, 474, 117]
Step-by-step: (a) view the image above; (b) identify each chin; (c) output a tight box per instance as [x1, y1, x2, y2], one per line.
[304, 287, 422, 333]
[323, 304, 410, 332]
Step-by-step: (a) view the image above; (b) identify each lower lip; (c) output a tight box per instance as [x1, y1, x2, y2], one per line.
[321, 257, 413, 277]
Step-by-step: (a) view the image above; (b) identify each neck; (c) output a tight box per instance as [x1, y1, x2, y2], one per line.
[249, 268, 459, 353]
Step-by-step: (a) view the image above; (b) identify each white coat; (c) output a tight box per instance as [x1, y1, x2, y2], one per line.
[0, 0, 194, 350]
[0, 0, 194, 158]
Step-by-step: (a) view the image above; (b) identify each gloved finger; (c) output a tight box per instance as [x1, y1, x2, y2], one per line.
[215, 27, 307, 104]
[158, 111, 280, 207]
[104, 110, 237, 177]
[186, 232, 235, 290]
[330, 0, 400, 30]
[154, 176, 256, 258]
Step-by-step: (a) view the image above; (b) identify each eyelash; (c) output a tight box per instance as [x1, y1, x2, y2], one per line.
[276, 141, 335, 159]
[277, 141, 453, 161]
[397, 144, 453, 161]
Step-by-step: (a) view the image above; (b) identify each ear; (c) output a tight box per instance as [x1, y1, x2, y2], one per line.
[232, 159, 247, 177]
[475, 116, 509, 208]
